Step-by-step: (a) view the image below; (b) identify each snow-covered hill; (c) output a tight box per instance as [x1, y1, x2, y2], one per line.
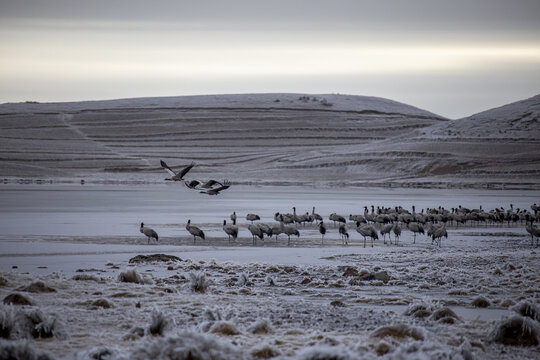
[289, 95, 540, 188]
[0, 93, 538, 188]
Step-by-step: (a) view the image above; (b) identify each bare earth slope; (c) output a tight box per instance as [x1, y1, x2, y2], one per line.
[0, 93, 538, 188]
[284, 94, 540, 188]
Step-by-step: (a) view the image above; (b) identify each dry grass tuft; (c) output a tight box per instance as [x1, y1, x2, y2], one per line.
[371, 324, 424, 341]
[248, 319, 273, 334]
[471, 296, 491, 308]
[189, 272, 210, 293]
[3, 294, 32, 306]
[91, 299, 112, 309]
[511, 300, 540, 321]
[251, 344, 280, 359]
[210, 321, 240, 336]
[17, 281, 56, 293]
[118, 269, 151, 284]
[489, 316, 540, 346]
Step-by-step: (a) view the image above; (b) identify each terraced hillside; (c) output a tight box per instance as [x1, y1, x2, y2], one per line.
[287, 94, 540, 188]
[1, 93, 538, 187]
[0, 94, 446, 183]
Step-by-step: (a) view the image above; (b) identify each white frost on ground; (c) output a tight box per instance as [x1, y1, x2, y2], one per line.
[0, 224, 538, 359]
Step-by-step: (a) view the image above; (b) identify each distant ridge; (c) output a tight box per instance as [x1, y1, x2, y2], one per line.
[0, 93, 538, 188]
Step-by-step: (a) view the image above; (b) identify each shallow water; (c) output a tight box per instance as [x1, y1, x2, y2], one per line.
[0, 183, 538, 238]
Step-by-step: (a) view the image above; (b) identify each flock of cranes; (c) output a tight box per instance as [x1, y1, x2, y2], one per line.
[137, 160, 540, 247]
[160, 160, 231, 195]
[140, 203, 540, 247]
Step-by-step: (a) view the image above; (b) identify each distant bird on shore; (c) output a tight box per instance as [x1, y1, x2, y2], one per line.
[140, 222, 158, 244]
[356, 223, 378, 248]
[338, 224, 349, 245]
[248, 224, 264, 245]
[392, 223, 402, 244]
[329, 213, 346, 227]
[186, 219, 205, 243]
[258, 223, 273, 239]
[318, 221, 326, 245]
[160, 160, 195, 181]
[283, 225, 300, 246]
[407, 222, 425, 243]
[223, 219, 238, 242]
[525, 223, 540, 247]
[380, 223, 394, 244]
[230, 211, 237, 223]
[246, 213, 260, 223]
[431, 225, 448, 247]
[312, 207, 323, 222]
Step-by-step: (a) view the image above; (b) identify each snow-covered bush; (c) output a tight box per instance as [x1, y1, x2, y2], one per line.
[209, 321, 240, 336]
[147, 308, 174, 336]
[130, 331, 244, 360]
[489, 315, 540, 346]
[237, 272, 250, 287]
[189, 271, 210, 293]
[0, 305, 66, 340]
[265, 276, 275, 286]
[293, 344, 358, 360]
[248, 319, 273, 334]
[511, 300, 540, 322]
[0, 340, 55, 360]
[117, 269, 152, 284]
[370, 324, 424, 341]
[0, 306, 15, 339]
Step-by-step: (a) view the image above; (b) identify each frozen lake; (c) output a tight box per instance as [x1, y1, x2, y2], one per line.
[0, 183, 539, 359]
[0, 183, 538, 238]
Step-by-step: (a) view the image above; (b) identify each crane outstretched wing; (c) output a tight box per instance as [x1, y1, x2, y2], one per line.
[179, 162, 195, 178]
[160, 160, 176, 177]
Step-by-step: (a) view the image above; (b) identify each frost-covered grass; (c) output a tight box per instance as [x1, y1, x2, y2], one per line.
[0, 221, 538, 359]
[189, 271, 210, 293]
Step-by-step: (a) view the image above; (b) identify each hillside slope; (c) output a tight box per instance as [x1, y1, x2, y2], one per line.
[0, 93, 445, 182]
[0, 93, 538, 188]
[286, 95, 540, 188]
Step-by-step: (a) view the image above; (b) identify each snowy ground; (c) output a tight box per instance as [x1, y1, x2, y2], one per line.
[0, 184, 539, 359]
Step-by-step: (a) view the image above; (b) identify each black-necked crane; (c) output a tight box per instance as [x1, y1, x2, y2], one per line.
[380, 223, 393, 244]
[230, 211, 237, 223]
[407, 222, 424, 243]
[223, 219, 238, 242]
[246, 213, 260, 223]
[258, 223, 273, 239]
[186, 219, 205, 243]
[356, 222, 378, 248]
[199, 182, 231, 195]
[200, 179, 222, 189]
[184, 180, 201, 189]
[312, 207, 323, 222]
[248, 224, 264, 245]
[160, 160, 195, 181]
[318, 221, 326, 245]
[292, 207, 301, 226]
[392, 223, 402, 244]
[298, 212, 311, 226]
[349, 214, 366, 224]
[140, 222, 158, 244]
[329, 213, 346, 227]
[431, 225, 448, 247]
[338, 224, 349, 245]
[525, 215, 540, 247]
[283, 224, 300, 246]
[271, 220, 284, 241]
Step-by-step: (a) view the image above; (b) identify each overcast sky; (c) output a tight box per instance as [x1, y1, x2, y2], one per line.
[1, 0, 539, 118]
